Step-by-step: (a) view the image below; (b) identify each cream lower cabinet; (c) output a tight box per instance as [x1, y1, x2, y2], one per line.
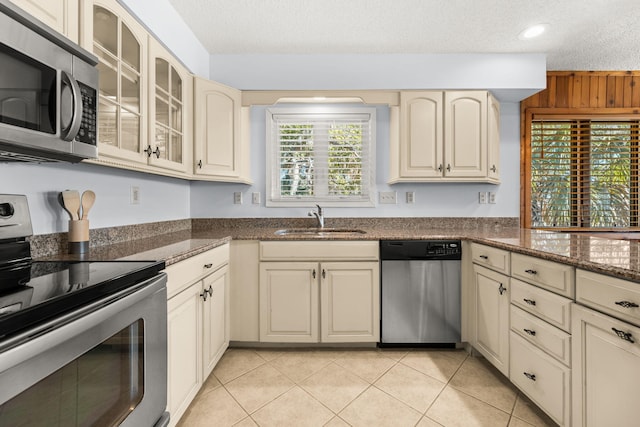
[572, 303, 640, 427]
[259, 241, 379, 344]
[166, 244, 229, 427]
[259, 261, 379, 343]
[472, 264, 510, 376]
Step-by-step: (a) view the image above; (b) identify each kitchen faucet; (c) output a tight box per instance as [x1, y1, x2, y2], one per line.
[308, 204, 324, 228]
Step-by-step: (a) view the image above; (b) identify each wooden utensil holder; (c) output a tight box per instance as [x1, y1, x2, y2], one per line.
[68, 219, 89, 254]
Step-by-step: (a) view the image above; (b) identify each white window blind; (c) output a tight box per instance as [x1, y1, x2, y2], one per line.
[266, 108, 376, 207]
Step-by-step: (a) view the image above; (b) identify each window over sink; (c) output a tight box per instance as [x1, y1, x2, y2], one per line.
[265, 106, 376, 207]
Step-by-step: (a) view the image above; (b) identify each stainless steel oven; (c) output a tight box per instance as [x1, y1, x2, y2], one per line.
[0, 0, 98, 162]
[0, 195, 169, 426]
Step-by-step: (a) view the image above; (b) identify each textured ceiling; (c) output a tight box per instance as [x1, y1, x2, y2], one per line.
[167, 0, 640, 70]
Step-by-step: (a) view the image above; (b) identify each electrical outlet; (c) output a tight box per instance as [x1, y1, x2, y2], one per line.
[252, 192, 261, 204]
[478, 191, 487, 204]
[130, 186, 140, 204]
[488, 192, 496, 204]
[406, 191, 415, 204]
[233, 192, 242, 204]
[379, 191, 397, 204]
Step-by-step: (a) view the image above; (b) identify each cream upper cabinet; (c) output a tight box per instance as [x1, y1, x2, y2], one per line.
[148, 38, 192, 174]
[81, 0, 148, 164]
[472, 264, 510, 376]
[487, 93, 501, 181]
[193, 77, 251, 183]
[391, 90, 500, 183]
[572, 303, 640, 427]
[398, 91, 443, 178]
[443, 91, 487, 178]
[12, 0, 79, 42]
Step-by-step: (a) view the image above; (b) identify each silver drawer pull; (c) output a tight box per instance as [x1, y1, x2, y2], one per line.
[524, 269, 537, 275]
[612, 327, 635, 343]
[524, 328, 536, 336]
[523, 298, 537, 306]
[479, 255, 489, 260]
[523, 372, 536, 381]
[204, 263, 213, 269]
[615, 300, 639, 309]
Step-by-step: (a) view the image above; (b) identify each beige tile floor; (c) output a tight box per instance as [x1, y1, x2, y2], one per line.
[177, 348, 558, 427]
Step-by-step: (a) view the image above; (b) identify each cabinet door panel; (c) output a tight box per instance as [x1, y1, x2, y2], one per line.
[444, 91, 487, 178]
[259, 262, 318, 342]
[13, 0, 79, 42]
[399, 91, 444, 178]
[321, 262, 379, 343]
[573, 304, 640, 427]
[473, 264, 510, 375]
[202, 265, 229, 378]
[167, 284, 201, 423]
[194, 77, 242, 179]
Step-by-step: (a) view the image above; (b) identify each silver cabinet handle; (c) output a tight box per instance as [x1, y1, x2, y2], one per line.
[523, 298, 536, 306]
[524, 328, 536, 336]
[204, 263, 213, 269]
[479, 255, 489, 260]
[312, 269, 316, 279]
[322, 269, 326, 279]
[438, 164, 443, 172]
[198, 160, 203, 169]
[523, 372, 536, 381]
[498, 283, 507, 295]
[524, 269, 537, 275]
[446, 164, 451, 172]
[490, 165, 497, 173]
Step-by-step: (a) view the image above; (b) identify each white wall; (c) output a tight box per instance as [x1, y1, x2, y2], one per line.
[190, 102, 521, 218]
[0, 162, 190, 235]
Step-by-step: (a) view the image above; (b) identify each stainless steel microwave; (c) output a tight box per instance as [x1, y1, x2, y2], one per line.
[0, 1, 99, 162]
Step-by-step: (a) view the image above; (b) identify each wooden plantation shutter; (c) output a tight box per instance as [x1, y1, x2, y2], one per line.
[267, 109, 375, 206]
[530, 117, 640, 228]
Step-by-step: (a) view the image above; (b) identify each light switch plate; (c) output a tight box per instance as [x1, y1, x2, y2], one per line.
[488, 192, 496, 204]
[234, 192, 242, 204]
[478, 191, 487, 204]
[252, 192, 260, 204]
[379, 191, 397, 204]
[406, 191, 415, 204]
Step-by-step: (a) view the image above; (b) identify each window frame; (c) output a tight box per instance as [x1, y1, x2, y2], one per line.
[522, 107, 640, 230]
[265, 106, 376, 207]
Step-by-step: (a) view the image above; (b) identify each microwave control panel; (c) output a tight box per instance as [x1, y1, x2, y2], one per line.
[77, 82, 97, 146]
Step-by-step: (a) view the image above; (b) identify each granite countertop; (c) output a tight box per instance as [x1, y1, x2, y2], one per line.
[34, 220, 640, 282]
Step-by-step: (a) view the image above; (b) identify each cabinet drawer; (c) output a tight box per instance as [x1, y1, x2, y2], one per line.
[510, 332, 571, 427]
[576, 269, 640, 327]
[259, 241, 379, 261]
[511, 278, 572, 332]
[510, 305, 571, 366]
[471, 243, 510, 274]
[166, 244, 229, 298]
[511, 253, 575, 297]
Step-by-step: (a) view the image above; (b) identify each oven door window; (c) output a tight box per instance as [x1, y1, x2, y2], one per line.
[0, 319, 144, 426]
[0, 44, 56, 134]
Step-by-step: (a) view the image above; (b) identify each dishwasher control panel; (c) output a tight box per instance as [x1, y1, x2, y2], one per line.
[380, 240, 461, 260]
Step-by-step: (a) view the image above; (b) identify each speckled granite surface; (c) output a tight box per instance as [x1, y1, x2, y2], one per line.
[29, 217, 640, 282]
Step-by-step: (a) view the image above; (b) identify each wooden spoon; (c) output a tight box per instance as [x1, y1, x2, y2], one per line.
[81, 190, 96, 220]
[61, 190, 80, 221]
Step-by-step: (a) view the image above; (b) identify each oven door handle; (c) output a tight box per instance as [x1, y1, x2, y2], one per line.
[60, 71, 83, 142]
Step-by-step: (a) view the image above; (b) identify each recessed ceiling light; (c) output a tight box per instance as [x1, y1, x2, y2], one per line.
[519, 24, 548, 40]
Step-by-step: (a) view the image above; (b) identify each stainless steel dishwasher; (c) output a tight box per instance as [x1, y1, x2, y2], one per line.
[380, 240, 461, 347]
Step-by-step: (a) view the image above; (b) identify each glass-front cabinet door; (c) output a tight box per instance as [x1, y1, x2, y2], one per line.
[81, 0, 147, 163]
[148, 38, 191, 173]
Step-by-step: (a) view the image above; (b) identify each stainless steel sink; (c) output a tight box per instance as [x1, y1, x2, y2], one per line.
[274, 228, 367, 236]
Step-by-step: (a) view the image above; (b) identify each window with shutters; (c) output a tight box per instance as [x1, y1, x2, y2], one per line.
[529, 117, 640, 229]
[266, 107, 376, 207]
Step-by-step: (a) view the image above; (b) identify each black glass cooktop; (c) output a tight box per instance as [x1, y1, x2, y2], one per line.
[0, 260, 165, 339]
